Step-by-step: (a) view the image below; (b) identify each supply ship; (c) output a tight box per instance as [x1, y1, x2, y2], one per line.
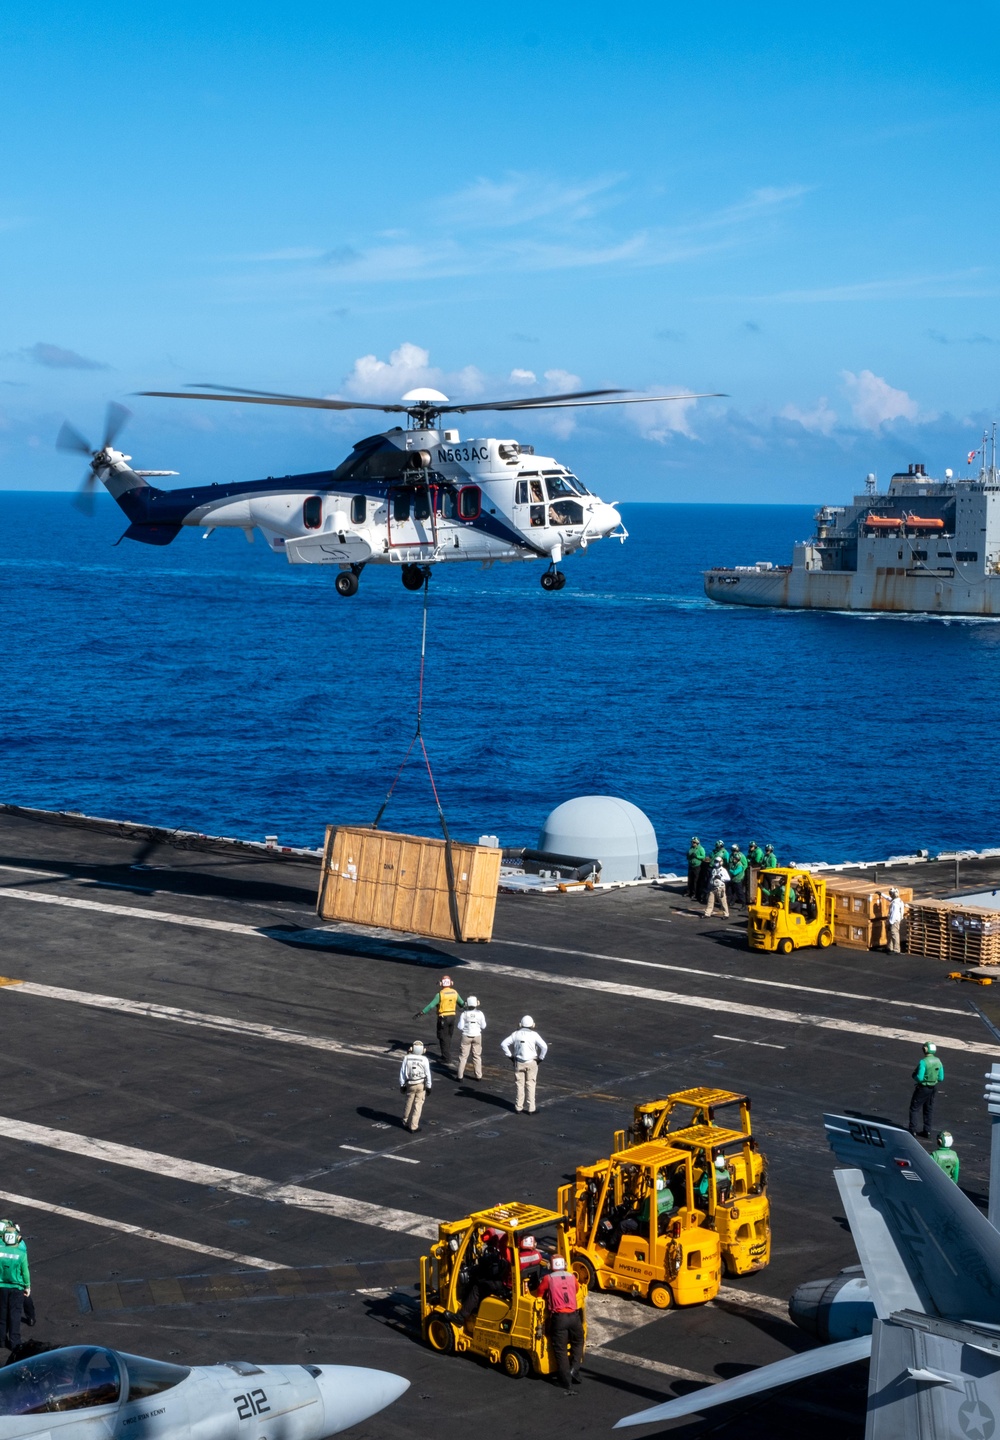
[705, 429, 1000, 614]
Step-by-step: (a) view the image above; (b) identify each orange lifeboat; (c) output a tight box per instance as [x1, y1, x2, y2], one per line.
[863, 514, 902, 530]
[903, 513, 945, 530]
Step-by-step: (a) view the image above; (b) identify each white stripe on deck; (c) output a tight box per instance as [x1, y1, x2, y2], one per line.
[1, 887, 995, 1056]
[339, 1145, 419, 1164]
[0, 1116, 439, 1239]
[2, 980, 399, 1063]
[0, 1189, 281, 1269]
[714, 1034, 786, 1049]
[493, 938, 966, 1017]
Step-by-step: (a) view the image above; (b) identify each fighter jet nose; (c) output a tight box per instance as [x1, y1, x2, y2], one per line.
[313, 1364, 409, 1434]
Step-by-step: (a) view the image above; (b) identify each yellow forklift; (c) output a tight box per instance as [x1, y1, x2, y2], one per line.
[748, 867, 833, 953]
[419, 1201, 586, 1379]
[558, 1140, 721, 1308]
[613, 1088, 770, 1276]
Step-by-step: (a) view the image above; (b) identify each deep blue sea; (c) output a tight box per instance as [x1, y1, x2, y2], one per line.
[2, 494, 998, 867]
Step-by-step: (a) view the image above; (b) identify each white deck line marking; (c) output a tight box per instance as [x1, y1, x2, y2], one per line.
[0, 1117, 439, 1239]
[715, 1285, 789, 1318]
[492, 938, 966, 1017]
[0, 1189, 281, 1270]
[713, 1034, 787, 1049]
[4, 980, 399, 1063]
[0, 865, 65, 880]
[339, 1145, 419, 1164]
[2, 887, 995, 1056]
[458, 958, 1000, 1057]
[589, 1350, 714, 1384]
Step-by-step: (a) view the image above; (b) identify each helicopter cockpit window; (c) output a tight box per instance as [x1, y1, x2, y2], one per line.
[545, 475, 577, 499]
[0, 1345, 122, 1415]
[515, 480, 529, 504]
[302, 496, 322, 529]
[528, 479, 545, 503]
[566, 474, 590, 495]
[121, 1352, 191, 1401]
[548, 501, 584, 528]
[529, 505, 546, 528]
[413, 490, 431, 522]
[439, 488, 457, 520]
[393, 491, 411, 523]
[458, 486, 481, 521]
[351, 495, 366, 524]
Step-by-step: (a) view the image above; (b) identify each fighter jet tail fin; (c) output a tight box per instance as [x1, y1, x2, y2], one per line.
[825, 1114, 1000, 1324]
[614, 1336, 872, 1429]
[867, 1311, 1000, 1440]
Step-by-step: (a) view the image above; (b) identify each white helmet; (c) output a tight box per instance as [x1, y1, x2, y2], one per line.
[938, 1131, 954, 1148]
[551, 1255, 567, 1271]
[520, 1015, 535, 1028]
[411, 1041, 425, 1055]
[924, 1041, 937, 1054]
[714, 1154, 729, 1170]
[0, 1221, 20, 1247]
[467, 995, 479, 1008]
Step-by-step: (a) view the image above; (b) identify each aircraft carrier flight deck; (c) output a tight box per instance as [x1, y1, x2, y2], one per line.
[1, 804, 997, 1439]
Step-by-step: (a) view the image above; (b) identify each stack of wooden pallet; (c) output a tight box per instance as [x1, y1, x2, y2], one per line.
[826, 879, 914, 951]
[905, 899, 1000, 965]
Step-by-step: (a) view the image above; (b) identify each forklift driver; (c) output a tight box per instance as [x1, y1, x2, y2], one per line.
[517, 1234, 546, 1291]
[622, 1175, 677, 1236]
[455, 1231, 511, 1323]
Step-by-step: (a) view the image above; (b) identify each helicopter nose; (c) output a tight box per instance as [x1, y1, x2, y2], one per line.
[596, 502, 622, 534]
[312, 1364, 410, 1434]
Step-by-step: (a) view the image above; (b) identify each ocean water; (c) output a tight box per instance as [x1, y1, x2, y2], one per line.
[2, 493, 999, 866]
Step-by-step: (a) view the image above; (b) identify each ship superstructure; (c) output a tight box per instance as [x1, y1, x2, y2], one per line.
[705, 430, 1000, 615]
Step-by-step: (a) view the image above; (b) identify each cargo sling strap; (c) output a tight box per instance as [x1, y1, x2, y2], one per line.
[371, 576, 463, 943]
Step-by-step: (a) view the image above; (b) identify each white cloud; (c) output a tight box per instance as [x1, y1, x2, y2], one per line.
[542, 368, 582, 393]
[841, 369, 919, 430]
[780, 397, 838, 435]
[624, 388, 701, 443]
[339, 344, 487, 404]
[509, 368, 537, 384]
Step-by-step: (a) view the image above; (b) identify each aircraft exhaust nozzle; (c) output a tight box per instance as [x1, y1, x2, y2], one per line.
[313, 1364, 410, 1433]
[788, 1268, 875, 1343]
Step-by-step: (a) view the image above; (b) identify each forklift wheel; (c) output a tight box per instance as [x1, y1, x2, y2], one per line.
[501, 1347, 529, 1378]
[816, 927, 833, 948]
[648, 1282, 672, 1309]
[776, 937, 794, 955]
[427, 1316, 456, 1354]
[572, 1257, 598, 1290]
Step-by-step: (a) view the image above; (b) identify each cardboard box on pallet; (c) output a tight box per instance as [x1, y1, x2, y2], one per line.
[316, 825, 502, 943]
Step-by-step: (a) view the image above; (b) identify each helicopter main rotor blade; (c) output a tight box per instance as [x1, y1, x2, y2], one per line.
[445, 390, 727, 413]
[102, 401, 132, 449]
[56, 421, 94, 455]
[138, 388, 411, 413]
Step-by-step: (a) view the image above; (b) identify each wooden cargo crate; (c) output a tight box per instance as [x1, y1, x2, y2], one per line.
[834, 917, 875, 950]
[316, 825, 502, 943]
[827, 881, 912, 920]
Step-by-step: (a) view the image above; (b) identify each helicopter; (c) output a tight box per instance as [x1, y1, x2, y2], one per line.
[57, 381, 721, 596]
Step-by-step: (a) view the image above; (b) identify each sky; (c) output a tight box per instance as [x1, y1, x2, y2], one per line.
[2, 1, 999, 501]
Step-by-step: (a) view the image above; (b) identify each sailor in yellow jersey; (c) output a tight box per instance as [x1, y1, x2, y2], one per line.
[415, 975, 465, 1066]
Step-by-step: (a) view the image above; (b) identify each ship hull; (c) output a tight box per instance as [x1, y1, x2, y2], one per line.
[705, 567, 1000, 615]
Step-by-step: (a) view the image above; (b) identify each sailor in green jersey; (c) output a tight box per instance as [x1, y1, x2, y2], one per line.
[930, 1130, 960, 1182]
[0, 1217, 30, 1353]
[686, 837, 706, 899]
[909, 1041, 944, 1137]
[748, 842, 765, 867]
[728, 845, 749, 906]
[762, 844, 778, 870]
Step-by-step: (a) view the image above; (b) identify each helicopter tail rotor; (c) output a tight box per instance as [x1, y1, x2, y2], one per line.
[56, 403, 133, 514]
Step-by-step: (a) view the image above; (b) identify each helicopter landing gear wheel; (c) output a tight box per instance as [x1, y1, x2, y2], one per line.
[335, 571, 359, 597]
[541, 568, 565, 591]
[402, 564, 428, 591]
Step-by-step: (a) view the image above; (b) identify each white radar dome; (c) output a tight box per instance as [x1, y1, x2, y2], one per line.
[539, 796, 659, 883]
[401, 387, 449, 403]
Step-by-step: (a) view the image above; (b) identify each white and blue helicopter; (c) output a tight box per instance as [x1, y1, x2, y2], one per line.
[58, 382, 720, 596]
[0, 1343, 408, 1439]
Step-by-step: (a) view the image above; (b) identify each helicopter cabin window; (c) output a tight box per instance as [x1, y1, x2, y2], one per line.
[413, 489, 431, 522]
[548, 501, 584, 527]
[545, 475, 578, 499]
[393, 490, 411, 523]
[458, 486, 481, 521]
[529, 505, 546, 528]
[351, 495, 366, 524]
[302, 495, 323, 529]
[439, 488, 458, 520]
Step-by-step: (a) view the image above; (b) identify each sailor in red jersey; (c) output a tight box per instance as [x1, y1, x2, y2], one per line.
[537, 1256, 584, 1394]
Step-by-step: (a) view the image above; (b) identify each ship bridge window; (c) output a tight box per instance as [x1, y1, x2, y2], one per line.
[0, 1346, 122, 1415]
[545, 475, 578, 499]
[303, 495, 323, 529]
[549, 501, 584, 527]
[957, 551, 979, 562]
[457, 485, 481, 520]
[393, 490, 410, 523]
[910, 550, 928, 562]
[351, 495, 366, 524]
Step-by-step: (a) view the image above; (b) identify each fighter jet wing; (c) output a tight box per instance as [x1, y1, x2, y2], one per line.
[867, 1310, 1000, 1440]
[824, 1113, 1000, 1323]
[613, 1336, 872, 1428]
